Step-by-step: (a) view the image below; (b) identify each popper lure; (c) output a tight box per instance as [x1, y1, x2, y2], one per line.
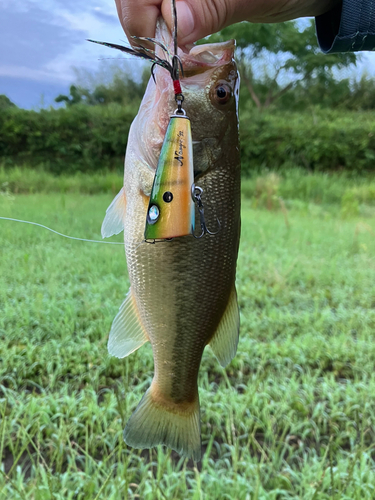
[145, 105, 195, 240]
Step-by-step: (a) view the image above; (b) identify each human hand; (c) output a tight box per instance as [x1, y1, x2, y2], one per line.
[114, 0, 341, 47]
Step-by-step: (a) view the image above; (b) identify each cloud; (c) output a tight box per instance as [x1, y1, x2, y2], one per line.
[0, 0, 139, 107]
[92, 7, 118, 24]
[0, 4, 86, 69]
[54, 0, 102, 13]
[0, 65, 72, 83]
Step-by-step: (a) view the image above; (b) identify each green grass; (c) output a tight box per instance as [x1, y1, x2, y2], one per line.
[2, 166, 375, 209]
[0, 167, 124, 195]
[1, 187, 375, 499]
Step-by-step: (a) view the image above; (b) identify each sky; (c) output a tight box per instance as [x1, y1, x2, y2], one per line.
[0, 0, 128, 108]
[1, 1, 375, 109]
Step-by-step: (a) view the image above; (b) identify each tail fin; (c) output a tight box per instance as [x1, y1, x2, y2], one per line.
[124, 383, 201, 461]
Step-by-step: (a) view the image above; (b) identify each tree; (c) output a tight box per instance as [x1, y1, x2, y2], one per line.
[0, 95, 16, 110]
[206, 20, 357, 110]
[344, 76, 375, 110]
[55, 85, 90, 106]
[55, 64, 149, 107]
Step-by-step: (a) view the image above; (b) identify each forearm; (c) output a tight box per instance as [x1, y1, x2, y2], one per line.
[316, 0, 375, 52]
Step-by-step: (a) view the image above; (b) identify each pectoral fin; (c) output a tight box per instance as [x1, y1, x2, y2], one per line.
[208, 286, 240, 367]
[101, 188, 126, 238]
[108, 288, 149, 358]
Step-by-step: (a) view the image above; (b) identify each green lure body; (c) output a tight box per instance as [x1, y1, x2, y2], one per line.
[144, 115, 195, 240]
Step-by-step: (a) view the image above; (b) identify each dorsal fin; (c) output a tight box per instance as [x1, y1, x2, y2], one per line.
[101, 188, 126, 238]
[208, 285, 240, 367]
[108, 288, 149, 358]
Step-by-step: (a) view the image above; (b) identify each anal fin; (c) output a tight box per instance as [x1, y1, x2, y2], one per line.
[108, 288, 149, 358]
[208, 285, 240, 367]
[101, 187, 126, 238]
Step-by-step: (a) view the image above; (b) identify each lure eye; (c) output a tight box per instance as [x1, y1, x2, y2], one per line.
[147, 205, 159, 224]
[214, 84, 231, 104]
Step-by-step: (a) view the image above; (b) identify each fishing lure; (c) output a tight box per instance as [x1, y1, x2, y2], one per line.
[144, 106, 195, 240]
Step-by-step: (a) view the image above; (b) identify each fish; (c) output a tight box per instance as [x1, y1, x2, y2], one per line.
[101, 20, 241, 461]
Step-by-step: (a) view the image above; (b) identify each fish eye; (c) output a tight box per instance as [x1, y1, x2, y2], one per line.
[214, 84, 231, 104]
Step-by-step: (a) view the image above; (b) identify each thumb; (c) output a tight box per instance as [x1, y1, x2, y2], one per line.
[161, 0, 234, 46]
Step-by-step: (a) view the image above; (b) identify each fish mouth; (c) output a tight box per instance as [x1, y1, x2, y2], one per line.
[187, 40, 236, 63]
[155, 18, 235, 75]
[181, 40, 236, 77]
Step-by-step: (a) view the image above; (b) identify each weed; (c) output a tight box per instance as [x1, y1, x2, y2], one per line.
[1, 192, 375, 499]
[341, 190, 360, 218]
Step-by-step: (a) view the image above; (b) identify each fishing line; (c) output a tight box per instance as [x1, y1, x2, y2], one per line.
[0, 217, 124, 245]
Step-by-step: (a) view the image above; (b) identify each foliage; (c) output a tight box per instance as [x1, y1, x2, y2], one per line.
[0, 167, 123, 195]
[55, 68, 148, 107]
[0, 104, 138, 173]
[243, 169, 375, 208]
[341, 190, 360, 218]
[3, 167, 375, 217]
[55, 85, 87, 106]
[1, 106, 375, 174]
[0, 95, 16, 110]
[1, 192, 375, 498]
[239, 107, 375, 175]
[206, 20, 357, 110]
[277, 75, 375, 111]
[341, 76, 375, 111]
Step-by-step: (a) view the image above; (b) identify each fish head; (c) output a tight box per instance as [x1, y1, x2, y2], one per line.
[135, 21, 239, 175]
[180, 40, 240, 176]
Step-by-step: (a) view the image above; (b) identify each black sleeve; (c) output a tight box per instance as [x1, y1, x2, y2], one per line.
[316, 0, 375, 52]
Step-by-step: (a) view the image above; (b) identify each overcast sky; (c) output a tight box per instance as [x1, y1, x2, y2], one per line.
[2, 1, 375, 109]
[0, 0, 128, 108]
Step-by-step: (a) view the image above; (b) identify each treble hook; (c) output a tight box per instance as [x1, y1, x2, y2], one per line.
[191, 185, 221, 239]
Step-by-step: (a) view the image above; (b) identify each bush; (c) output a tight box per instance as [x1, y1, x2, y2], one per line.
[1, 105, 375, 175]
[239, 108, 375, 175]
[0, 95, 16, 110]
[0, 104, 138, 174]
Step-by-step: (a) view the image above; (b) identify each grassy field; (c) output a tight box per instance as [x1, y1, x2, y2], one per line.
[2, 166, 375, 208]
[1, 180, 375, 499]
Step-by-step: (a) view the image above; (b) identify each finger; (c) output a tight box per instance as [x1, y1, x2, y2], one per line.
[115, 0, 162, 46]
[161, 0, 235, 47]
[114, 0, 124, 32]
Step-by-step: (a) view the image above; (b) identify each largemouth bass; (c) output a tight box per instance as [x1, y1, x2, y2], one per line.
[102, 22, 241, 461]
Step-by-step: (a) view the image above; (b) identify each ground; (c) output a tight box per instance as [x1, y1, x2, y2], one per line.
[1, 182, 375, 499]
